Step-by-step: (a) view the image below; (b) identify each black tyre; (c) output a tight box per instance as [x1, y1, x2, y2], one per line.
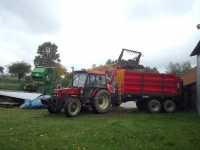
[147, 99, 161, 113]
[64, 97, 81, 117]
[163, 99, 176, 113]
[93, 90, 112, 113]
[136, 100, 146, 111]
[47, 98, 62, 114]
[47, 105, 60, 113]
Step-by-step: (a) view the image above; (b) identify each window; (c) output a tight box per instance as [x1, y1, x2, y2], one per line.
[86, 74, 106, 87]
[73, 73, 87, 87]
[96, 75, 106, 87]
[89, 75, 96, 86]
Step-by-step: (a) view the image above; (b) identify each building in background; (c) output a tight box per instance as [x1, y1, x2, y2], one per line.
[180, 67, 196, 110]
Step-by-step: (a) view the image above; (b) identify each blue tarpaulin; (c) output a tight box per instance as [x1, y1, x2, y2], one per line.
[20, 95, 50, 109]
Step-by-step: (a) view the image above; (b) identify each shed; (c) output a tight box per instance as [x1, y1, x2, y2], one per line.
[180, 67, 196, 110]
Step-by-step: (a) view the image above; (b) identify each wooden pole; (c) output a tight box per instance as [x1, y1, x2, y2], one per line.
[197, 55, 200, 114]
[197, 24, 200, 115]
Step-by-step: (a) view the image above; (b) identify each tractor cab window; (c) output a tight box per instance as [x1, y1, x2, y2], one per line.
[73, 73, 87, 87]
[96, 75, 106, 87]
[86, 74, 106, 87]
[89, 75, 96, 86]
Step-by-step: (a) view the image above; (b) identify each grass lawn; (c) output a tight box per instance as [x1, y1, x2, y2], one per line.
[0, 108, 200, 150]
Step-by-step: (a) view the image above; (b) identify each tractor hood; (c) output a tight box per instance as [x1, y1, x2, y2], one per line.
[53, 87, 81, 97]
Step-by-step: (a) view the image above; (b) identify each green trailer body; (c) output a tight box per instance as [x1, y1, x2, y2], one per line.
[31, 67, 57, 95]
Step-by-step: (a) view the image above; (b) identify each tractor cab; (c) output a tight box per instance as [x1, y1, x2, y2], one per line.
[53, 70, 107, 98]
[72, 70, 107, 88]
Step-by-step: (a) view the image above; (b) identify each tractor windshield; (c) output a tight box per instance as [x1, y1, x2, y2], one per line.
[72, 73, 87, 87]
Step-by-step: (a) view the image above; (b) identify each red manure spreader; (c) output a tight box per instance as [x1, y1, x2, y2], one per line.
[109, 69, 182, 113]
[41, 49, 183, 117]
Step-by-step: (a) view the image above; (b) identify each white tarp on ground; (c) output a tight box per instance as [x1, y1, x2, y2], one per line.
[120, 101, 136, 109]
[0, 90, 42, 100]
[0, 90, 136, 109]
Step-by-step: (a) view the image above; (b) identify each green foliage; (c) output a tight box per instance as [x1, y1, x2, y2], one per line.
[0, 76, 24, 90]
[34, 42, 60, 67]
[0, 66, 4, 74]
[55, 64, 67, 77]
[143, 66, 159, 73]
[60, 73, 71, 87]
[8, 62, 31, 80]
[167, 61, 192, 75]
[105, 59, 117, 65]
[0, 108, 200, 150]
[23, 76, 39, 92]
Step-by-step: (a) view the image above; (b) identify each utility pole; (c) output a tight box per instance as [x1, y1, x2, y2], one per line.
[191, 24, 200, 115]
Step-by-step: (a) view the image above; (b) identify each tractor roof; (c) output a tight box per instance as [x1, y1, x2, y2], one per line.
[74, 70, 105, 75]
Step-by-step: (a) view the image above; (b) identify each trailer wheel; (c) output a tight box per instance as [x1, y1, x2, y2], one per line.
[93, 90, 111, 113]
[163, 99, 176, 113]
[64, 98, 81, 117]
[136, 100, 146, 111]
[147, 99, 161, 113]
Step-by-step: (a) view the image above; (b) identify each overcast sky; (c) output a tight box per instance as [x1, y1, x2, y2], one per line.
[0, 0, 200, 72]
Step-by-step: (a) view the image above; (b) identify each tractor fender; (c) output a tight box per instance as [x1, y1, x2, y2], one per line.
[90, 89, 99, 97]
[90, 88, 110, 98]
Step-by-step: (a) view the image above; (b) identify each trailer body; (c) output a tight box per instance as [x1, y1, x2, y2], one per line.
[114, 69, 182, 97]
[108, 69, 183, 113]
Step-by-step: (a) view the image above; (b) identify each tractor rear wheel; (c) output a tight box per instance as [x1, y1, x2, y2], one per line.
[93, 90, 111, 113]
[147, 99, 161, 113]
[64, 98, 81, 117]
[163, 99, 176, 113]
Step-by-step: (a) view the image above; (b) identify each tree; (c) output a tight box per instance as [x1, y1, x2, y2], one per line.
[181, 61, 192, 73]
[55, 64, 67, 77]
[105, 59, 117, 65]
[34, 42, 60, 67]
[143, 66, 159, 73]
[166, 61, 192, 75]
[8, 62, 31, 80]
[0, 66, 4, 74]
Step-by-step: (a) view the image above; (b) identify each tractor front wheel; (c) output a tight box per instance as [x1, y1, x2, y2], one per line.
[47, 105, 60, 113]
[93, 90, 111, 113]
[47, 98, 62, 114]
[64, 98, 81, 117]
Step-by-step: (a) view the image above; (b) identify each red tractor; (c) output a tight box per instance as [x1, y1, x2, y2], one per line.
[41, 70, 113, 117]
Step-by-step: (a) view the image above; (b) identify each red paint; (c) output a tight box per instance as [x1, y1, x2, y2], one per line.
[115, 70, 182, 96]
[91, 89, 98, 97]
[54, 87, 81, 98]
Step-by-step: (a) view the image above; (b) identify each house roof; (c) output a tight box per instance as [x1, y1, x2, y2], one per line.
[191, 40, 200, 56]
